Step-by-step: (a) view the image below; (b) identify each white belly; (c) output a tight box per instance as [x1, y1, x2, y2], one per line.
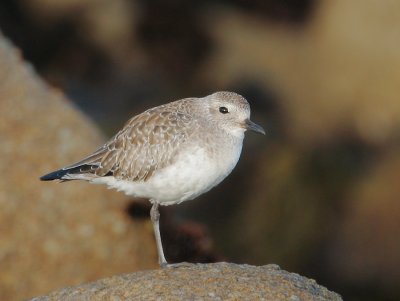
[92, 144, 242, 205]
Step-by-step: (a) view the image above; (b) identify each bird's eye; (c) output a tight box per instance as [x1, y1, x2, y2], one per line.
[219, 107, 229, 114]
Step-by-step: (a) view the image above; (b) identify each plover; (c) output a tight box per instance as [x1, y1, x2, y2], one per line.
[40, 91, 265, 267]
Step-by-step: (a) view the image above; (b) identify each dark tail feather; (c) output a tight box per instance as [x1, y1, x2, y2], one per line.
[40, 164, 101, 181]
[40, 169, 72, 181]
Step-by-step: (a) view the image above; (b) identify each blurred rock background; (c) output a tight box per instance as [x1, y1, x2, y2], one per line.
[0, 0, 399, 300]
[0, 27, 157, 301]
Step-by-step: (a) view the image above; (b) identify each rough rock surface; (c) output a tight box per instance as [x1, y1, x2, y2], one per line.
[30, 263, 342, 301]
[0, 32, 156, 301]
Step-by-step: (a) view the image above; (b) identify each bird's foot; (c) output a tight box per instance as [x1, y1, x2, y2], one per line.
[161, 261, 194, 269]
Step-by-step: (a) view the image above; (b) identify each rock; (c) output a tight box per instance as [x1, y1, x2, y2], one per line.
[0, 32, 156, 301]
[30, 263, 342, 301]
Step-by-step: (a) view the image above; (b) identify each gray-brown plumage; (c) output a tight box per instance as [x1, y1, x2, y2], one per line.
[41, 91, 265, 267]
[42, 98, 198, 182]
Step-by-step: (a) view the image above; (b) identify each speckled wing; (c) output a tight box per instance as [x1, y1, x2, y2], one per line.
[60, 105, 197, 182]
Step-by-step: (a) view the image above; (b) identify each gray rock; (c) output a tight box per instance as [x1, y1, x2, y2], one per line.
[30, 263, 342, 301]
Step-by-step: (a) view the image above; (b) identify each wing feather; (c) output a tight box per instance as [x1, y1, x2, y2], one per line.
[59, 105, 197, 182]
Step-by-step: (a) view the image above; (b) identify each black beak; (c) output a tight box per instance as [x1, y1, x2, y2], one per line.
[245, 119, 266, 135]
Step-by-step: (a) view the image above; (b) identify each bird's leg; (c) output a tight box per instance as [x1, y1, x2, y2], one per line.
[150, 201, 168, 267]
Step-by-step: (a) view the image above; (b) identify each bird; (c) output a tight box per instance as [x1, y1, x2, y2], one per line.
[40, 91, 265, 267]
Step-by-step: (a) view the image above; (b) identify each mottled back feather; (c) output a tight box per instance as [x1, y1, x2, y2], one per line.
[64, 100, 198, 182]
